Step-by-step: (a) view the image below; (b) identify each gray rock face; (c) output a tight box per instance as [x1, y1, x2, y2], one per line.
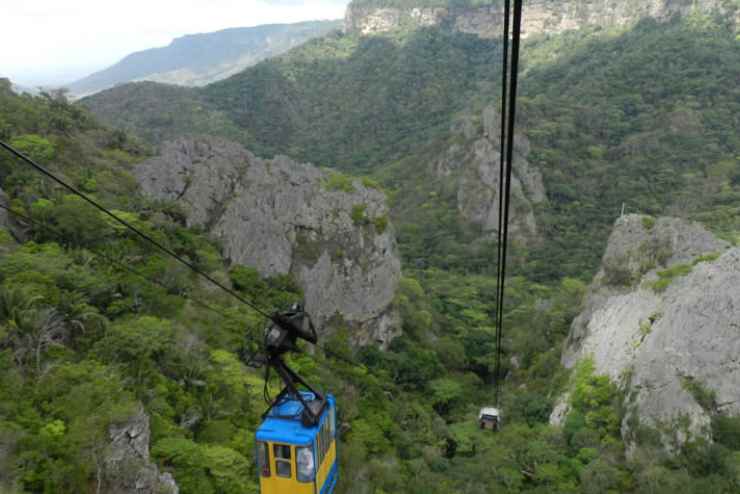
[556, 214, 738, 447]
[436, 106, 545, 243]
[104, 407, 178, 494]
[136, 137, 401, 345]
[345, 0, 739, 38]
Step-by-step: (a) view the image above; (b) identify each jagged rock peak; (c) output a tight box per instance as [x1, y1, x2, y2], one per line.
[136, 136, 401, 346]
[436, 105, 545, 243]
[555, 214, 738, 450]
[344, 0, 739, 38]
[104, 407, 178, 494]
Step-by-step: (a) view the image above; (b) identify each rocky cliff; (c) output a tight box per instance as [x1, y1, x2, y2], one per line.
[345, 0, 739, 38]
[554, 214, 739, 449]
[435, 105, 545, 242]
[103, 408, 178, 494]
[136, 137, 401, 346]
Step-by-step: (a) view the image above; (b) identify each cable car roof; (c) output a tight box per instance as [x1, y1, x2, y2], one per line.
[479, 407, 500, 418]
[256, 392, 335, 444]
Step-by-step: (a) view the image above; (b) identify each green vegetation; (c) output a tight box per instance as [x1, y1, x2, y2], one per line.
[322, 171, 356, 193]
[6, 5, 740, 493]
[373, 214, 389, 233]
[681, 377, 717, 412]
[351, 204, 368, 225]
[650, 253, 721, 292]
[566, 359, 622, 443]
[651, 263, 694, 292]
[642, 216, 656, 230]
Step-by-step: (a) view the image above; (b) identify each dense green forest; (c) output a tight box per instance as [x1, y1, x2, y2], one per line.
[4, 5, 740, 494]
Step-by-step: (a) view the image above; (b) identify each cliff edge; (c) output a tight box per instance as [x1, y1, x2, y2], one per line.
[554, 214, 739, 449]
[135, 136, 402, 346]
[344, 0, 739, 38]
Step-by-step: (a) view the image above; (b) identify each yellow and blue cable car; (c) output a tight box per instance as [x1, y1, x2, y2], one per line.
[256, 391, 338, 494]
[248, 306, 339, 494]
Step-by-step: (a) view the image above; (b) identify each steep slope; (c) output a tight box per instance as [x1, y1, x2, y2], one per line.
[67, 20, 341, 97]
[135, 136, 401, 345]
[554, 214, 738, 448]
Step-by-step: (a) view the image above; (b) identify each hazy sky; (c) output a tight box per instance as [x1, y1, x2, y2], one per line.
[1, 0, 349, 87]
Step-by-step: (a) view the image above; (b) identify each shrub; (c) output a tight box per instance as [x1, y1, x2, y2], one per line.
[650, 263, 693, 292]
[373, 214, 389, 233]
[9, 134, 55, 162]
[567, 359, 621, 441]
[322, 171, 355, 193]
[351, 204, 368, 225]
[712, 416, 740, 450]
[361, 176, 382, 190]
[641, 216, 656, 230]
[681, 377, 717, 412]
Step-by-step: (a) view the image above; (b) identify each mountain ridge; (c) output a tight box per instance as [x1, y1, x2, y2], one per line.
[344, 0, 740, 38]
[67, 20, 342, 98]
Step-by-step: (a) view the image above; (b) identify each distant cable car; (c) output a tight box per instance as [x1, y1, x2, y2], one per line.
[246, 305, 338, 494]
[479, 407, 501, 431]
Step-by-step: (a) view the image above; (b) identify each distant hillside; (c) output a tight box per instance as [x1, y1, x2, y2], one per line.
[66, 20, 342, 97]
[9, 83, 39, 95]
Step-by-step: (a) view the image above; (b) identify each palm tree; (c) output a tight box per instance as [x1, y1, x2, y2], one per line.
[9, 306, 67, 373]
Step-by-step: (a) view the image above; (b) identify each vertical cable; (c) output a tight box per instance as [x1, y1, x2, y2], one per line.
[494, 0, 511, 408]
[494, 0, 524, 409]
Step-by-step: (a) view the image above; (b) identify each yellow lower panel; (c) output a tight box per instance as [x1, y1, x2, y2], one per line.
[260, 477, 314, 494]
[316, 441, 337, 491]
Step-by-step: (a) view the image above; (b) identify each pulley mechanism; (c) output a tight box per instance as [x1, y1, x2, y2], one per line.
[250, 304, 327, 427]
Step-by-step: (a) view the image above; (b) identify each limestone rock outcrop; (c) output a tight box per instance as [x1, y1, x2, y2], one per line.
[136, 136, 401, 346]
[435, 106, 545, 243]
[555, 214, 739, 448]
[344, 0, 739, 38]
[103, 407, 178, 494]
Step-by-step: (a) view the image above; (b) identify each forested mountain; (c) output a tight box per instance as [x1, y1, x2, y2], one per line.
[3, 0, 740, 493]
[83, 3, 740, 281]
[66, 20, 342, 98]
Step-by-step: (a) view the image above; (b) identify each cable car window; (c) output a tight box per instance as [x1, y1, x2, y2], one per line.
[329, 406, 336, 437]
[257, 442, 270, 477]
[274, 444, 292, 478]
[296, 446, 315, 482]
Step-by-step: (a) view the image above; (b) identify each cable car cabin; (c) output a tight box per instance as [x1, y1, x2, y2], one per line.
[479, 407, 501, 431]
[256, 392, 338, 494]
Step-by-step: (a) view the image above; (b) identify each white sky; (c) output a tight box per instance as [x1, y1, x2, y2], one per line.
[0, 0, 349, 87]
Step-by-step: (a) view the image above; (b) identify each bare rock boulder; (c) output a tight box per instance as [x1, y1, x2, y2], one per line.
[103, 407, 178, 494]
[136, 136, 401, 346]
[555, 214, 738, 449]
